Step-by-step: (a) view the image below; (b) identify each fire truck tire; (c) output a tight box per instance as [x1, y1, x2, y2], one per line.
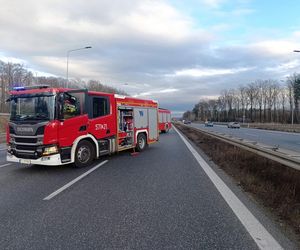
[74, 140, 95, 168]
[136, 133, 147, 152]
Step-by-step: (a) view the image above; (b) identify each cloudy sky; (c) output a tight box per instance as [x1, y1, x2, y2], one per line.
[1, 0, 300, 116]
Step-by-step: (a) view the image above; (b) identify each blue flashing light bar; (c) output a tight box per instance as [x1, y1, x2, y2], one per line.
[11, 85, 49, 91]
[13, 86, 26, 90]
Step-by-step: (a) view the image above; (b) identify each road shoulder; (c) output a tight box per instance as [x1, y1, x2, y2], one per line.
[174, 126, 299, 249]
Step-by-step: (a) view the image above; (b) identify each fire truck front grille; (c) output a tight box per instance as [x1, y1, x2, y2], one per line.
[15, 152, 36, 159]
[13, 143, 41, 159]
[11, 136, 43, 159]
[15, 137, 38, 144]
[15, 145, 38, 151]
[9, 123, 46, 160]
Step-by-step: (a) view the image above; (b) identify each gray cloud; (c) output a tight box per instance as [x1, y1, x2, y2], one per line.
[0, 0, 299, 115]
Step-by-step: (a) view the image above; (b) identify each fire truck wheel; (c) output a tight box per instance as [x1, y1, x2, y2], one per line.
[74, 140, 95, 168]
[136, 133, 147, 152]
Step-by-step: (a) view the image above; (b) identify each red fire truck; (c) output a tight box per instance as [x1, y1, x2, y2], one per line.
[158, 108, 172, 133]
[6, 86, 159, 167]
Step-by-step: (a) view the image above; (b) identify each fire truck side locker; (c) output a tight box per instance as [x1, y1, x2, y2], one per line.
[117, 104, 158, 152]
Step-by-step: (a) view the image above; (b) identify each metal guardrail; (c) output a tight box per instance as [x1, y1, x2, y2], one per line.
[193, 121, 300, 132]
[176, 123, 300, 171]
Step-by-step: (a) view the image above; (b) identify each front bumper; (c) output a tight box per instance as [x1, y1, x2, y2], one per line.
[6, 153, 65, 166]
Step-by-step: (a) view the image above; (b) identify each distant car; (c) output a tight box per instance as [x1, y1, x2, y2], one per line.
[228, 122, 240, 129]
[183, 120, 192, 124]
[205, 121, 214, 127]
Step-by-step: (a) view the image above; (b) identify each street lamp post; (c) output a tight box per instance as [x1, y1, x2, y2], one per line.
[66, 46, 92, 88]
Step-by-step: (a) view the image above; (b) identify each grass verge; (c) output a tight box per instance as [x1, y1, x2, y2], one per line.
[243, 123, 300, 133]
[0, 116, 8, 143]
[175, 123, 300, 239]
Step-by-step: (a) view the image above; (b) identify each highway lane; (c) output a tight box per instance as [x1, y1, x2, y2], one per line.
[0, 130, 296, 249]
[190, 123, 300, 153]
[0, 146, 11, 167]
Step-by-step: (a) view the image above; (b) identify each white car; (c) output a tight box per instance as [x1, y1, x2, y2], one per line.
[228, 122, 240, 129]
[205, 121, 214, 127]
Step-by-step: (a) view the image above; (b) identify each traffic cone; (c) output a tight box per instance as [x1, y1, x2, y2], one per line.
[131, 148, 139, 157]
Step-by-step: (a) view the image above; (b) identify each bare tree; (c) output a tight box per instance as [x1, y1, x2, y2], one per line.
[287, 74, 299, 123]
[279, 86, 288, 123]
[256, 80, 265, 123]
[184, 75, 300, 124]
[294, 76, 300, 122]
[208, 99, 217, 121]
[239, 86, 248, 123]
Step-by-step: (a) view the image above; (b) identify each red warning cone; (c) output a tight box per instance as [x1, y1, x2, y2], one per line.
[131, 148, 139, 156]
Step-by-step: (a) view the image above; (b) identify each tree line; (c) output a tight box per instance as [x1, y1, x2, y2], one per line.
[183, 75, 300, 124]
[0, 60, 127, 112]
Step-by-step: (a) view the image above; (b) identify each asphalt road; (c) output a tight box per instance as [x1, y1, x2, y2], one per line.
[0, 130, 296, 249]
[190, 123, 300, 153]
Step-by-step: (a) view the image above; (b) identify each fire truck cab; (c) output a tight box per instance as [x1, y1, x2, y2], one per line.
[6, 86, 158, 167]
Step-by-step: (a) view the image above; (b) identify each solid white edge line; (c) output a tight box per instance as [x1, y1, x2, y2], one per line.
[43, 160, 108, 201]
[0, 163, 12, 168]
[245, 133, 259, 137]
[173, 126, 283, 250]
[0, 148, 7, 151]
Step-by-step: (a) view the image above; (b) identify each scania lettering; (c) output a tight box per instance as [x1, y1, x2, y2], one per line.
[6, 86, 159, 167]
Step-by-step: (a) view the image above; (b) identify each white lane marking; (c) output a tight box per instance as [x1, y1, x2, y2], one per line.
[43, 160, 108, 201]
[174, 126, 282, 250]
[264, 130, 300, 136]
[0, 148, 7, 151]
[245, 133, 258, 137]
[0, 163, 12, 168]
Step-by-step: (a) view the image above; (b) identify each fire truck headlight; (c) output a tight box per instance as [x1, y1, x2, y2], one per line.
[43, 145, 58, 155]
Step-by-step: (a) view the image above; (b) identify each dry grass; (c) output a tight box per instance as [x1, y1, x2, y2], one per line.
[176, 123, 300, 236]
[0, 116, 8, 143]
[0, 116, 8, 132]
[243, 123, 300, 133]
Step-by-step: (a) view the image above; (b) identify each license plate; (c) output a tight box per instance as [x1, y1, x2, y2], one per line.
[20, 159, 31, 164]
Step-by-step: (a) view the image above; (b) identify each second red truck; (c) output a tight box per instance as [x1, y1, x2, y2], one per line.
[158, 108, 172, 133]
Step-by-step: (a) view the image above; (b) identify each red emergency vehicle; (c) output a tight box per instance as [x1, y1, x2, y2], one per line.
[6, 86, 159, 167]
[158, 108, 172, 133]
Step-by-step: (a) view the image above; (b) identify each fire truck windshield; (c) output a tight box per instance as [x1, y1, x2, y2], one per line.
[9, 94, 55, 122]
